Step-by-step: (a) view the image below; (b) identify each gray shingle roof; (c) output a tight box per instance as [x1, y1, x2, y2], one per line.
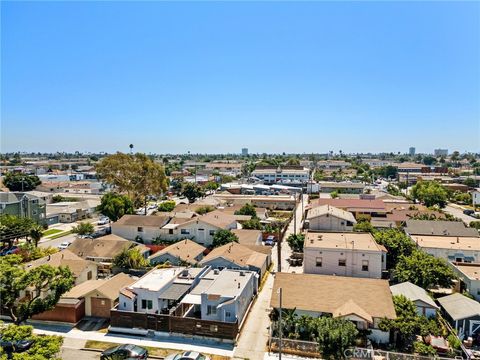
[405, 220, 479, 237]
[438, 293, 480, 321]
[390, 282, 438, 309]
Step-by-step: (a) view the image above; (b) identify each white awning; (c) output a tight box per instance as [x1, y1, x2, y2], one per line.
[180, 294, 201, 305]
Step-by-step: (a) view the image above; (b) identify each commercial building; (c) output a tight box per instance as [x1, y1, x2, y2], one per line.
[242, 148, 248, 156]
[434, 149, 448, 157]
[251, 166, 309, 184]
[409, 147, 416, 156]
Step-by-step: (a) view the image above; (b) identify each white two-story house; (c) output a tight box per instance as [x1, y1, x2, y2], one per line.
[303, 231, 387, 279]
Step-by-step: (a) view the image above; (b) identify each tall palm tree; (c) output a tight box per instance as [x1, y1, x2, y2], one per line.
[29, 224, 43, 247]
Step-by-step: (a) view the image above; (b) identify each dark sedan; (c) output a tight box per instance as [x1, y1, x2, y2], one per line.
[100, 344, 148, 359]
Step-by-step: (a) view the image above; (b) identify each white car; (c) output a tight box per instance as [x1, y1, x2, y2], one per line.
[164, 351, 210, 360]
[97, 217, 110, 225]
[58, 242, 71, 250]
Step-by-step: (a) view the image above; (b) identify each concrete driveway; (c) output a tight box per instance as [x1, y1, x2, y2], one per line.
[444, 204, 477, 224]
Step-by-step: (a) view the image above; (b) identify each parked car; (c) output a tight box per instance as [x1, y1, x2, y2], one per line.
[97, 217, 110, 225]
[58, 242, 71, 250]
[463, 209, 475, 216]
[100, 344, 148, 360]
[264, 236, 276, 246]
[1, 246, 20, 256]
[0, 337, 34, 355]
[165, 351, 210, 360]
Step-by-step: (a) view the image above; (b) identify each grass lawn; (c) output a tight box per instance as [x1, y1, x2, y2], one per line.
[48, 230, 73, 240]
[42, 229, 63, 237]
[84, 340, 231, 360]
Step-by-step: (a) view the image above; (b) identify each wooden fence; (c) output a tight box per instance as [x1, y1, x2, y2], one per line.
[110, 308, 238, 340]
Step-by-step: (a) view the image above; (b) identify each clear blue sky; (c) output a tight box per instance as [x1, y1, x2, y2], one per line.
[1, 1, 479, 154]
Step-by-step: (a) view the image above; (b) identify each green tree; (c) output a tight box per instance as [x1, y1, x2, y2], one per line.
[17, 243, 58, 263]
[313, 170, 324, 182]
[0, 256, 74, 324]
[157, 200, 176, 212]
[315, 317, 359, 359]
[203, 181, 219, 191]
[469, 221, 480, 230]
[286, 233, 305, 252]
[242, 218, 263, 230]
[393, 250, 456, 289]
[112, 247, 149, 269]
[0, 324, 63, 360]
[96, 152, 168, 207]
[353, 218, 374, 233]
[0, 215, 35, 246]
[195, 205, 215, 215]
[422, 156, 436, 166]
[97, 193, 134, 221]
[181, 182, 205, 203]
[379, 295, 440, 352]
[410, 181, 448, 208]
[464, 177, 477, 188]
[373, 229, 416, 269]
[212, 229, 239, 248]
[234, 203, 258, 219]
[71, 222, 94, 235]
[3, 173, 41, 191]
[28, 224, 44, 248]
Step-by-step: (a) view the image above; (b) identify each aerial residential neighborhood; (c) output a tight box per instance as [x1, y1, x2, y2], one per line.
[1, 1, 479, 360]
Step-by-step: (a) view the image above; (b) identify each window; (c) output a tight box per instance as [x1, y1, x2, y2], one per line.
[209, 230, 215, 236]
[225, 311, 231, 318]
[181, 229, 190, 235]
[207, 305, 217, 315]
[101, 300, 106, 305]
[137, 227, 144, 232]
[87, 271, 92, 280]
[169, 229, 173, 234]
[338, 259, 346, 267]
[141, 300, 153, 310]
[362, 260, 369, 272]
[316, 257, 322, 267]
[455, 257, 463, 262]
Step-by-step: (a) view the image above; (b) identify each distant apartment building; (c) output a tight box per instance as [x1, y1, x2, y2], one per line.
[0, 192, 46, 224]
[242, 148, 248, 156]
[316, 160, 350, 169]
[303, 232, 387, 279]
[318, 181, 365, 194]
[434, 149, 448, 157]
[409, 147, 416, 156]
[251, 166, 309, 184]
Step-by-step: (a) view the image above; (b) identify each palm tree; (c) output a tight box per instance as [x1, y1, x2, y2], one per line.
[29, 224, 43, 247]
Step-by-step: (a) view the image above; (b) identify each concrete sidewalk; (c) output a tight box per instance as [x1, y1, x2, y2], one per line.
[32, 324, 234, 357]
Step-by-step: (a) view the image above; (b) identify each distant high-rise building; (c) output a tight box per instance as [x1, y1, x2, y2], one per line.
[409, 147, 416, 156]
[242, 148, 248, 156]
[434, 149, 448, 157]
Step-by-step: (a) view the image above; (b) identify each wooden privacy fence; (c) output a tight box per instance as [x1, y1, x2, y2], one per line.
[110, 308, 238, 340]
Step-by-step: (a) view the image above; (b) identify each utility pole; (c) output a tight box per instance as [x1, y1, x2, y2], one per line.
[277, 227, 282, 273]
[278, 287, 283, 360]
[293, 200, 297, 235]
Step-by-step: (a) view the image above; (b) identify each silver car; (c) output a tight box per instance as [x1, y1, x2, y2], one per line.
[164, 351, 210, 360]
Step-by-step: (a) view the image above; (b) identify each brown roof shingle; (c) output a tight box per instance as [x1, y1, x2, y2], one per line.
[270, 273, 396, 320]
